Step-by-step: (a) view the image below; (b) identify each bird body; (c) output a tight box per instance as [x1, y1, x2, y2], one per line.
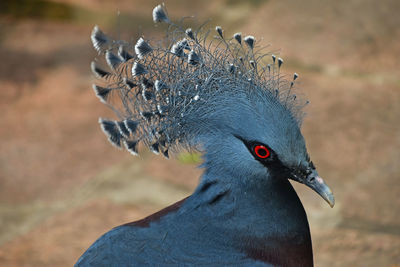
[77, 173, 312, 266]
[77, 4, 334, 266]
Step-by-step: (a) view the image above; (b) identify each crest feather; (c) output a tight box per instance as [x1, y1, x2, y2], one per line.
[90, 5, 307, 157]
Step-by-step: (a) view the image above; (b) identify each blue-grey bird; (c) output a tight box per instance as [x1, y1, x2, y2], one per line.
[76, 4, 334, 266]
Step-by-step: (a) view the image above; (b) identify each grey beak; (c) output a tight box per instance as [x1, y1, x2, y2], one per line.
[305, 174, 335, 208]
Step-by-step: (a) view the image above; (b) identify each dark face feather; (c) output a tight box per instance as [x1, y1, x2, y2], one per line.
[234, 128, 334, 207]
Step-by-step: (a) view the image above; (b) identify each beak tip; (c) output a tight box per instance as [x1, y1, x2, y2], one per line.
[326, 193, 335, 208]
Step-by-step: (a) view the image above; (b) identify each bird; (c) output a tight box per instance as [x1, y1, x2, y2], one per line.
[76, 4, 334, 266]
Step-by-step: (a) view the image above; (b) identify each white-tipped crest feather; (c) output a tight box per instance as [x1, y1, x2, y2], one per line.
[91, 26, 109, 52]
[135, 38, 153, 59]
[152, 4, 169, 23]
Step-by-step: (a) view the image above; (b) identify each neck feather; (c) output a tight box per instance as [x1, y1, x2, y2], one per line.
[185, 170, 313, 266]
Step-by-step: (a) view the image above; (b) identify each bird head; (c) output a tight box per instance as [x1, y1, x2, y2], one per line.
[195, 85, 334, 208]
[90, 4, 334, 208]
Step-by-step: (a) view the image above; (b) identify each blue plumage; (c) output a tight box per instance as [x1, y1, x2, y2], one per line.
[77, 4, 334, 266]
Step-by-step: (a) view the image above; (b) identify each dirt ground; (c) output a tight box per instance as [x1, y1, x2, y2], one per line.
[0, 0, 399, 266]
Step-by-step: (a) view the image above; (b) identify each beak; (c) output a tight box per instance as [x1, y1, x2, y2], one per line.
[291, 167, 335, 208]
[304, 173, 335, 208]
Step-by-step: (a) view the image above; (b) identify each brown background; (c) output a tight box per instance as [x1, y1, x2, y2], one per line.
[0, 0, 399, 266]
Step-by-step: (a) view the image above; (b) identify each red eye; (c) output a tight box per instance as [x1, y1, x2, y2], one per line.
[254, 145, 270, 159]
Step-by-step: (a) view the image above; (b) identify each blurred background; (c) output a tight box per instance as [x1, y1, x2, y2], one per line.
[0, 0, 399, 266]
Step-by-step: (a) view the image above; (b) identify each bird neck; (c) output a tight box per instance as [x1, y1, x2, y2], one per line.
[186, 169, 313, 266]
[195, 170, 311, 233]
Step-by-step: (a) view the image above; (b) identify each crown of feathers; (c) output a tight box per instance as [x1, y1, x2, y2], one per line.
[90, 4, 306, 158]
